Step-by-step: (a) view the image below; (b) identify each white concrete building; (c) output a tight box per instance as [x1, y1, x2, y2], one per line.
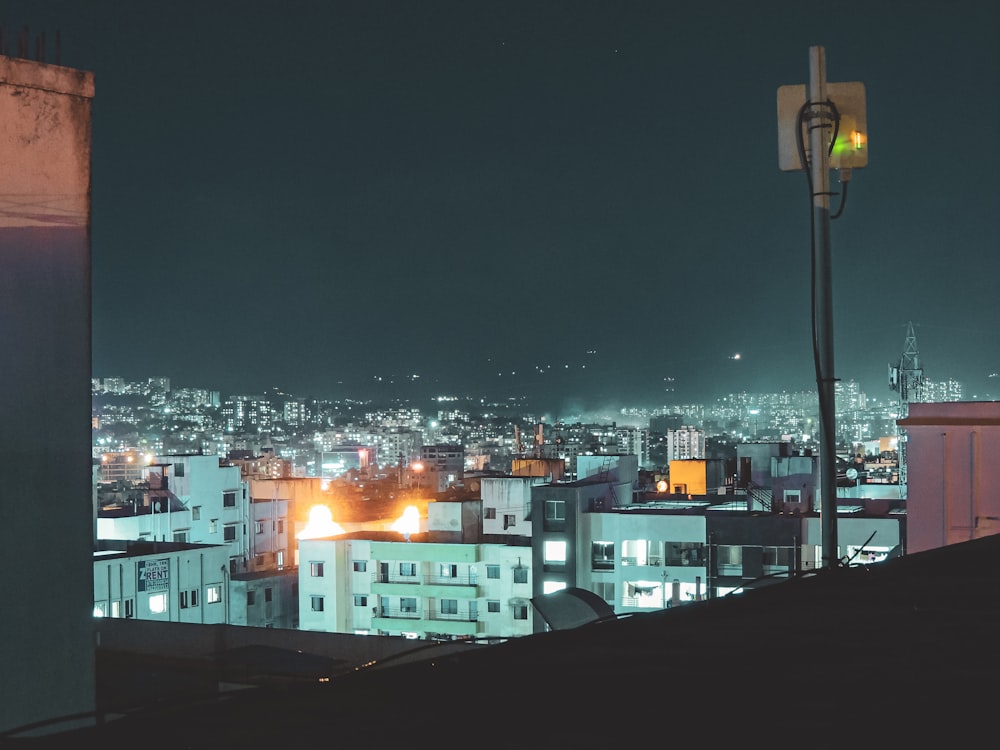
[93, 541, 230, 625]
[481, 476, 542, 537]
[298, 533, 534, 640]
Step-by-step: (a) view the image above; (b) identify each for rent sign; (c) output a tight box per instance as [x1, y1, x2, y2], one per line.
[138, 558, 170, 593]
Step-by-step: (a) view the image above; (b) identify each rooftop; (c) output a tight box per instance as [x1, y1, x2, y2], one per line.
[12, 531, 1000, 747]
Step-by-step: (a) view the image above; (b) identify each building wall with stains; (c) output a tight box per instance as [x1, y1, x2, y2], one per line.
[0, 54, 95, 735]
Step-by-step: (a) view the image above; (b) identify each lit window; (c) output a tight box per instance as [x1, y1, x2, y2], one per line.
[543, 580, 567, 594]
[544, 540, 567, 563]
[440, 564, 457, 578]
[93, 602, 107, 618]
[209, 519, 218, 534]
[310, 562, 325, 577]
[149, 593, 168, 614]
[206, 585, 222, 604]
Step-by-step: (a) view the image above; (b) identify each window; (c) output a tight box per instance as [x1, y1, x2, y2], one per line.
[485, 507, 496, 519]
[399, 563, 416, 577]
[255, 521, 264, 534]
[265, 587, 273, 602]
[503, 514, 516, 529]
[209, 519, 218, 534]
[93, 602, 107, 618]
[149, 593, 167, 614]
[310, 562, 325, 577]
[190, 589, 199, 607]
[277, 519, 284, 533]
[544, 540, 567, 564]
[594, 581, 615, 602]
[223, 525, 236, 542]
[513, 567, 528, 584]
[592, 542, 614, 571]
[125, 599, 134, 618]
[192, 505, 201, 521]
[486, 564, 500, 579]
[440, 564, 457, 578]
[353, 560, 367, 573]
[111, 601, 121, 618]
[310, 596, 325, 612]
[173, 463, 185, 477]
[785, 489, 802, 503]
[487, 600, 500, 613]
[513, 604, 528, 620]
[544, 500, 565, 521]
[354, 595, 368, 607]
[400, 597, 417, 613]
[206, 585, 222, 604]
[172, 530, 188, 543]
[543, 580, 566, 594]
[247, 590, 256, 606]
[223, 491, 237, 507]
[440, 599, 458, 615]
[180, 591, 189, 609]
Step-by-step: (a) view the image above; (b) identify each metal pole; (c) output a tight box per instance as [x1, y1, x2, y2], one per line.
[809, 46, 839, 568]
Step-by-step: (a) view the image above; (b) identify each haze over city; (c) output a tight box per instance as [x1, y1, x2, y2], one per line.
[8, 1, 999, 412]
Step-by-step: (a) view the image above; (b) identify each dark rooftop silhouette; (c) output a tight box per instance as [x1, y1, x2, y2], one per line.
[11, 532, 1000, 748]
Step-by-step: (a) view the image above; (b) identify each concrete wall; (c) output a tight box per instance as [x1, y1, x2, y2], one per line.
[900, 401, 1000, 554]
[0, 54, 95, 736]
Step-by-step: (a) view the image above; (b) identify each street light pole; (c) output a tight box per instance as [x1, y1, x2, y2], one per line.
[808, 46, 839, 569]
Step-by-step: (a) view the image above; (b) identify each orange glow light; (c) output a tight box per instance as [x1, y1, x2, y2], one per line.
[296, 505, 346, 539]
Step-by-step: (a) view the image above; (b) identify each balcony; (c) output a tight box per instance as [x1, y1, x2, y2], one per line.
[372, 572, 479, 600]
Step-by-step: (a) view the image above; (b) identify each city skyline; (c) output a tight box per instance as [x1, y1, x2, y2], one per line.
[8, 2, 1000, 410]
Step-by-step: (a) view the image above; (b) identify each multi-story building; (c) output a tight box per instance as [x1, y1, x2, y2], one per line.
[298, 501, 534, 640]
[93, 540, 230, 625]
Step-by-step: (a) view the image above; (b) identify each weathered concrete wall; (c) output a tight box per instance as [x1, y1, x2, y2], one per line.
[0, 54, 95, 736]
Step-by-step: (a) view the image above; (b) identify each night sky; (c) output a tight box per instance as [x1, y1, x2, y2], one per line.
[7, 2, 1000, 411]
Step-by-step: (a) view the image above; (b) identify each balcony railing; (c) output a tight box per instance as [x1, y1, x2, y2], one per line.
[377, 606, 478, 622]
[375, 573, 478, 586]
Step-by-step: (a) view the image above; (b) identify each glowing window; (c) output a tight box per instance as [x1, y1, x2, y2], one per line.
[206, 585, 222, 604]
[543, 581, 567, 594]
[149, 593, 167, 614]
[544, 540, 567, 563]
[93, 602, 107, 618]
